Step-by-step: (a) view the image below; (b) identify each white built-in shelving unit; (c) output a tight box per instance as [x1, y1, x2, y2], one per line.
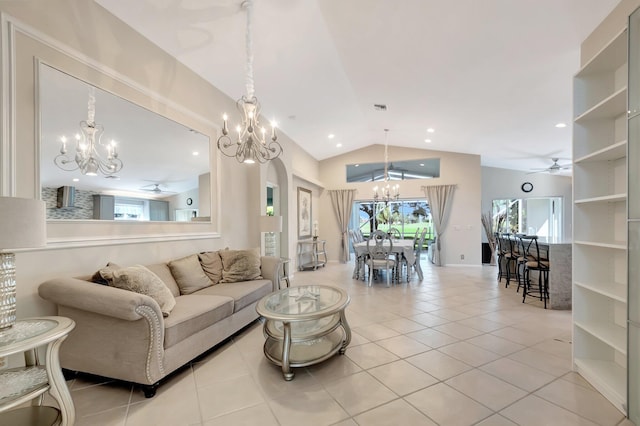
[572, 26, 628, 415]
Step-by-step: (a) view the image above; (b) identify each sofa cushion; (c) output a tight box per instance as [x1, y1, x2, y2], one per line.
[198, 251, 223, 284]
[163, 295, 233, 348]
[168, 254, 212, 295]
[219, 249, 262, 283]
[91, 262, 122, 285]
[101, 265, 176, 317]
[145, 263, 181, 297]
[194, 279, 272, 312]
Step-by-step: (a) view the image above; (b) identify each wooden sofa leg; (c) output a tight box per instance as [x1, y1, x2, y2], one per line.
[142, 383, 159, 398]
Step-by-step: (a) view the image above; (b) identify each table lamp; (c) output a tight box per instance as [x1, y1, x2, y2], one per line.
[259, 215, 282, 257]
[0, 197, 46, 329]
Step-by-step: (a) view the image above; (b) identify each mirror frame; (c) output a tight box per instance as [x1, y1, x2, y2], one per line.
[30, 51, 220, 247]
[37, 61, 212, 223]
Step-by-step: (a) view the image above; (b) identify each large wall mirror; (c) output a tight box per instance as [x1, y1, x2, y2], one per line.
[39, 63, 211, 222]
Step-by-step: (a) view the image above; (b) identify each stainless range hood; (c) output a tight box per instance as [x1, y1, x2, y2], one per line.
[56, 186, 75, 208]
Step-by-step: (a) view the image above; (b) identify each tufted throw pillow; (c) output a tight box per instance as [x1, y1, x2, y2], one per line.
[91, 262, 122, 285]
[198, 251, 223, 285]
[101, 265, 176, 317]
[219, 248, 262, 283]
[168, 254, 212, 295]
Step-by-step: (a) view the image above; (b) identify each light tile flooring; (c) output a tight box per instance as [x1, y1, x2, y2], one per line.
[60, 260, 634, 426]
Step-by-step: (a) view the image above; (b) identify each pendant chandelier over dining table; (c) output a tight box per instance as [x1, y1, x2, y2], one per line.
[373, 129, 400, 203]
[217, 0, 282, 164]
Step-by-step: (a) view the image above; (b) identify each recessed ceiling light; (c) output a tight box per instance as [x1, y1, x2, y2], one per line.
[555, 123, 567, 128]
[355, 164, 359, 167]
[192, 151, 199, 156]
[419, 163, 425, 166]
[427, 128, 435, 133]
[336, 143, 342, 148]
[425, 139, 432, 143]
[72, 178, 79, 182]
[328, 134, 335, 139]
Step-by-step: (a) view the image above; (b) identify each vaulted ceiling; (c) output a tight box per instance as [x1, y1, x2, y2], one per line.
[96, 0, 620, 174]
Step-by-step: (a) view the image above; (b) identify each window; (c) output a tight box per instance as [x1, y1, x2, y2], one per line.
[346, 159, 440, 183]
[351, 200, 434, 244]
[492, 197, 562, 238]
[114, 198, 147, 221]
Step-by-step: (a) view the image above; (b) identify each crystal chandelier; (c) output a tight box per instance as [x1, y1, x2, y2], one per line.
[373, 129, 399, 203]
[54, 87, 123, 176]
[217, 0, 282, 164]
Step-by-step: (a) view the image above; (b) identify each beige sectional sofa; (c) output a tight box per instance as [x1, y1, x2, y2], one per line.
[38, 249, 281, 397]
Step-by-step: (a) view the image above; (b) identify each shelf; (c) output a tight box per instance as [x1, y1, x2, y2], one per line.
[574, 240, 627, 250]
[574, 193, 627, 204]
[576, 29, 628, 77]
[574, 320, 627, 354]
[574, 358, 626, 414]
[575, 87, 627, 123]
[574, 140, 627, 163]
[574, 281, 627, 303]
[0, 366, 48, 411]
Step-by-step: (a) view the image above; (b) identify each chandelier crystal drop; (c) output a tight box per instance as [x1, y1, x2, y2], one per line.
[373, 129, 399, 203]
[217, 0, 282, 164]
[54, 87, 123, 176]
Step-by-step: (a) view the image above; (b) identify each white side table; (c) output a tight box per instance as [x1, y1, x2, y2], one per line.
[0, 316, 76, 426]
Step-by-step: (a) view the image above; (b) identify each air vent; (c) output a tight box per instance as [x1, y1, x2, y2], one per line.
[374, 104, 387, 111]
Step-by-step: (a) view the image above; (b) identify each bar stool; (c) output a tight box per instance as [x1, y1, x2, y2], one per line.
[522, 236, 550, 308]
[516, 236, 536, 293]
[503, 235, 520, 288]
[494, 232, 507, 282]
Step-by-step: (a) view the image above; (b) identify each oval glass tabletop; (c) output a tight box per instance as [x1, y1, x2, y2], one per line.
[257, 285, 349, 320]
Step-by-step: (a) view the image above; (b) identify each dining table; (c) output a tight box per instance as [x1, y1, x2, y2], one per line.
[353, 239, 417, 283]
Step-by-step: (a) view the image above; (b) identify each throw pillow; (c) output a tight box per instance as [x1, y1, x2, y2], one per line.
[104, 265, 176, 317]
[198, 251, 223, 285]
[91, 262, 122, 285]
[219, 248, 262, 283]
[168, 254, 212, 295]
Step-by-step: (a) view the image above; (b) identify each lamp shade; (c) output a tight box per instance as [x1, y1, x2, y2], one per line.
[0, 197, 47, 249]
[259, 215, 282, 233]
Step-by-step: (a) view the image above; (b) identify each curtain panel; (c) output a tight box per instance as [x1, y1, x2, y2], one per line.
[422, 185, 456, 266]
[328, 189, 357, 263]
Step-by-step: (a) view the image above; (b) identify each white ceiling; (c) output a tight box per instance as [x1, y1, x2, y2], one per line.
[95, 0, 620, 174]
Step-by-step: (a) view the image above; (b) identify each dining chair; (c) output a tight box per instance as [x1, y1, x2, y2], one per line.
[349, 229, 366, 279]
[404, 227, 426, 281]
[366, 230, 396, 287]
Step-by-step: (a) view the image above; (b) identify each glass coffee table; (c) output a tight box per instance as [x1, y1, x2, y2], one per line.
[256, 285, 351, 380]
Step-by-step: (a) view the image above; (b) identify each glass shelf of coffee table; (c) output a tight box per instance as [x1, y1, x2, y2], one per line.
[256, 285, 351, 380]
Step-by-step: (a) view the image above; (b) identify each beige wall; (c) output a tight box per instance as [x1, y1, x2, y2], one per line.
[319, 145, 482, 266]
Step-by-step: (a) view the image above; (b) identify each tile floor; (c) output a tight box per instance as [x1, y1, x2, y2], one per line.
[60, 259, 634, 425]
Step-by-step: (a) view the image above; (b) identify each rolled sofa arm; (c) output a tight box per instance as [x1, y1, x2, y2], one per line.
[38, 277, 167, 386]
[260, 256, 282, 291]
[39, 277, 164, 321]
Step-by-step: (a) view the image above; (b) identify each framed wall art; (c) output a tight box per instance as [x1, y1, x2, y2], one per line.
[297, 187, 312, 239]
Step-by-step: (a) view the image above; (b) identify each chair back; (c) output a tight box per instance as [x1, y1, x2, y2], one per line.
[355, 228, 365, 242]
[367, 230, 394, 260]
[529, 236, 549, 270]
[416, 228, 427, 256]
[387, 227, 401, 239]
[412, 228, 421, 249]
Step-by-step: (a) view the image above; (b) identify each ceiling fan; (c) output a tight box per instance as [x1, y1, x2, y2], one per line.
[528, 158, 572, 174]
[139, 183, 177, 194]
